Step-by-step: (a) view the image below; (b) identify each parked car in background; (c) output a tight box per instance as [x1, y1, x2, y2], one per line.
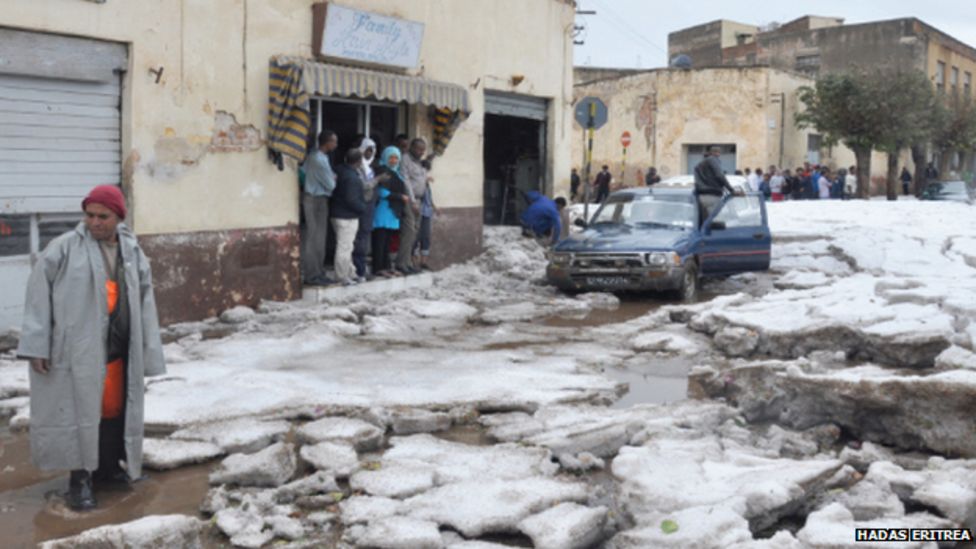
[921, 181, 975, 205]
[657, 174, 750, 193]
[547, 187, 771, 300]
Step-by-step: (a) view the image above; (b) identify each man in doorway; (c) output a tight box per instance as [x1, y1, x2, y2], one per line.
[570, 168, 581, 202]
[17, 185, 165, 511]
[593, 165, 612, 203]
[694, 145, 743, 225]
[331, 149, 368, 285]
[398, 137, 430, 274]
[395, 134, 410, 156]
[302, 130, 338, 285]
[520, 191, 564, 246]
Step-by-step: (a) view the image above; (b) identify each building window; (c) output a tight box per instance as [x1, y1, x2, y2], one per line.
[966, 72, 972, 98]
[807, 134, 822, 164]
[795, 54, 821, 75]
[936, 61, 946, 93]
[951, 66, 959, 93]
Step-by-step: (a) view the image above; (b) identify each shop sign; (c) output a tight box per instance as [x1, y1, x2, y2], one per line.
[315, 3, 424, 69]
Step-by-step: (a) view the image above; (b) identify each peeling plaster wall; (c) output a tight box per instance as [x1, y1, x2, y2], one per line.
[5, 0, 573, 227]
[571, 67, 843, 185]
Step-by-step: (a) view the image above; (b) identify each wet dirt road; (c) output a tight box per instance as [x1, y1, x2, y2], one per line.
[0, 429, 211, 548]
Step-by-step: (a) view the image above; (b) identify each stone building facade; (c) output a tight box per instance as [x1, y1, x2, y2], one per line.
[571, 66, 839, 187]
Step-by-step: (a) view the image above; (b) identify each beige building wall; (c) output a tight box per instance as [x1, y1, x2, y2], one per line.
[5, 0, 574, 322]
[571, 67, 834, 188]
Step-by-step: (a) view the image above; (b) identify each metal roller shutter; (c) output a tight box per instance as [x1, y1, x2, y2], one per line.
[0, 29, 126, 333]
[484, 91, 548, 121]
[0, 73, 122, 214]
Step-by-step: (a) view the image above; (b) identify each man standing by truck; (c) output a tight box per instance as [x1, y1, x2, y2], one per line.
[694, 146, 743, 225]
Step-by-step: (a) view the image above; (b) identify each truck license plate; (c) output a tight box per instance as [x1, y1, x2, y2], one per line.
[587, 276, 629, 286]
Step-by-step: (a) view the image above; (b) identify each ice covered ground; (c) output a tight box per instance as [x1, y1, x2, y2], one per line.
[7, 200, 976, 548]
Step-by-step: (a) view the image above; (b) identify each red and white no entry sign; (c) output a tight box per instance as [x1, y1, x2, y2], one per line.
[621, 131, 632, 148]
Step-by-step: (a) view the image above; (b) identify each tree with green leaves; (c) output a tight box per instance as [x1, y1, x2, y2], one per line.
[932, 94, 976, 179]
[872, 69, 940, 200]
[796, 69, 885, 199]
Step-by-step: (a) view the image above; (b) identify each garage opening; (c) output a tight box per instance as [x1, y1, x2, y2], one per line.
[684, 143, 737, 175]
[482, 91, 548, 226]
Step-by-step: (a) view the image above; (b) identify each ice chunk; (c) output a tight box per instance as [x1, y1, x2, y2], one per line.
[209, 442, 296, 487]
[170, 417, 291, 453]
[297, 416, 384, 451]
[39, 515, 204, 549]
[220, 305, 256, 324]
[518, 502, 608, 549]
[797, 502, 954, 548]
[381, 434, 558, 483]
[355, 517, 443, 549]
[391, 408, 452, 435]
[142, 438, 223, 470]
[403, 477, 588, 537]
[299, 441, 359, 478]
[607, 506, 753, 548]
[274, 471, 340, 503]
[349, 463, 436, 498]
[339, 496, 403, 525]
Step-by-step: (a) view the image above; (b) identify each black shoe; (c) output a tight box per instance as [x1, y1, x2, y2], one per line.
[67, 470, 97, 511]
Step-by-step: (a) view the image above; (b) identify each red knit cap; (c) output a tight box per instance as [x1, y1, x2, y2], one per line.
[82, 185, 127, 220]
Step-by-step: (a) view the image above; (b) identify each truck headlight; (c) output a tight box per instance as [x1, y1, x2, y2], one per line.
[645, 252, 669, 267]
[645, 252, 681, 268]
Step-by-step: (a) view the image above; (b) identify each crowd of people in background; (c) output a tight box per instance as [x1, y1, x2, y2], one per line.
[735, 163, 858, 201]
[300, 130, 438, 287]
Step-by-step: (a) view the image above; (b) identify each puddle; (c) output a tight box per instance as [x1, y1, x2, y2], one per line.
[599, 356, 695, 409]
[606, 369, 688, 409]
[0, 429, 212, 547]
[542, 291, 719, 329]
[433, 423, 496, 447]
[542, 299, 661, 328]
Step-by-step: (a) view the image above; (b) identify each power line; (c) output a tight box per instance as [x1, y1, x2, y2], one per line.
[590, 0, 667, 56]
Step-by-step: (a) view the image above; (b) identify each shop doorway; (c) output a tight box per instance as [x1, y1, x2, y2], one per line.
[302, 98, 406, 275]
[482, 92, 549, 226]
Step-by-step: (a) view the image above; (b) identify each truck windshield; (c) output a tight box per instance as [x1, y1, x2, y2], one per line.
[591, 194, 697, 229]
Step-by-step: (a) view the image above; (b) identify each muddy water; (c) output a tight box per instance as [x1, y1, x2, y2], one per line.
[542, 298, 660, 328]
[0, 430, 212, 548]
[540, 297, 698, 408]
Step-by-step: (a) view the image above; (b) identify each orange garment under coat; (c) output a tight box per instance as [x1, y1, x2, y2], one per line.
[102, 280, 124, 419]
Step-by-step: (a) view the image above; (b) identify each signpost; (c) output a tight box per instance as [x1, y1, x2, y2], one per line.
[620, 131, 631, 186]
[574, 96, 608, 224]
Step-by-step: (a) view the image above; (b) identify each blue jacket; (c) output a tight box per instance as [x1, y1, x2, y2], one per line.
[520, 191, 561, 244]
[808, 171, 821, 199]
[830, 177, 845, 199]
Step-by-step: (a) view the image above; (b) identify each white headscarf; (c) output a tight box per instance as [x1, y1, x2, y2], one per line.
[358, 137, 377, 180]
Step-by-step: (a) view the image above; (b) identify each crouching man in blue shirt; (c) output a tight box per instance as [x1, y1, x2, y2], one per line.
[520, 191, 565, 246]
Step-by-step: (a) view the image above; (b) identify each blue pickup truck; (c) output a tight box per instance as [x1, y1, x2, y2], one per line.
[546, 187, 771, 300]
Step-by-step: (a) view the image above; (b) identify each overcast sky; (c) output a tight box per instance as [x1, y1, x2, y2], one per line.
[573, 0, 976, 68]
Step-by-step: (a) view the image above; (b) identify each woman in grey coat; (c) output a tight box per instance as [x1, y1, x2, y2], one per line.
[16, 185, 165, 511]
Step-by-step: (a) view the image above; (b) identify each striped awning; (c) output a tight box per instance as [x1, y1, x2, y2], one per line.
[268, 56, 470, 163]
